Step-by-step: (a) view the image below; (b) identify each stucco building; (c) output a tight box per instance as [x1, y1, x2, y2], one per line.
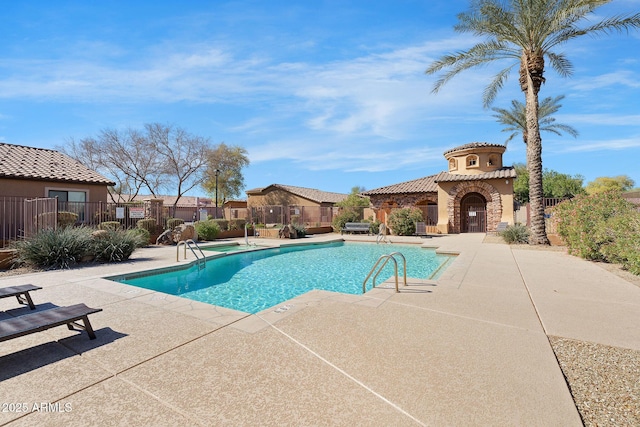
[361, 142, 516, 234]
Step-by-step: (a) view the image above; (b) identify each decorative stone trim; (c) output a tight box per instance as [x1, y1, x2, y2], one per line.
[447, 181, 502, 233]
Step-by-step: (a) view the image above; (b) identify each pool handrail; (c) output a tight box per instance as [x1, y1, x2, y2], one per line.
[176, 239, 207, 266]
[362, 252, 407, 293]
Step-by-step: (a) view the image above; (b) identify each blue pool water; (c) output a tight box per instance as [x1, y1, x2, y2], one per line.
[112, 241, 453, 314]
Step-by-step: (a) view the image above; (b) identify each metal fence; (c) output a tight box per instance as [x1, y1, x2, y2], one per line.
[249, 205, 337, 228]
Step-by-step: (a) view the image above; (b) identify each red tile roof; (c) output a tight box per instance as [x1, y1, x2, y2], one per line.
[361, 167, 517, 195]
[0, 143, 115, 185]
[247, 184, 348, 204]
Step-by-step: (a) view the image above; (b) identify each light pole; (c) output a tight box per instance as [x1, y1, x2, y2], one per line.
[214, 169, 220, 219]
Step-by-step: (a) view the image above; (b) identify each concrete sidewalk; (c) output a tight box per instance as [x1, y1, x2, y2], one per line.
[0, 233, 638, 426]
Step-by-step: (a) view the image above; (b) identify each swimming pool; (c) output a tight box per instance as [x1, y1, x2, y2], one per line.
[111, 241, 453, 314]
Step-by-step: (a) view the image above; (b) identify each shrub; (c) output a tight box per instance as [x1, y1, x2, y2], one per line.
[91, 229, 142, 263]
[332, 209, 362, 232]
[499, 224, 530, 244]
[597, 211, 640, 275]
[136, 219, 157, 233]
[127, 227, 151, 246]
[290, 223, 307, 238]
[388, 208, 423, 236]
[166, 218, 185, 230]
[16, 227, 93, 269]
[194, 220, 220, 240]
[368, 220, 381, 235]
[553, 191, 640, 274]
[57, 211, 79, 228]
[212, 219, 229, 231]
[553, 191, 637, 261]
[99, 221, 122, 231]
[228, 219, 246, 231]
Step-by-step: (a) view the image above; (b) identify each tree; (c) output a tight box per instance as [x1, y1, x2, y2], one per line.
[336, 186, 370, 208]
[61, 123, 211, 204]
[202, 143, 250, 204]
[63, 128, 164, 202]
[145, 123, 210, 208]
[585, 176, 635, 195]
[492, 95, 578, 146]
[513, 162, 585, 203]
[426, 0, 640, 244]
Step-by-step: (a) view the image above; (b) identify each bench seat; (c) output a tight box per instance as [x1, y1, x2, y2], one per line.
[341, 222, 370, 235]
[0, 284, 42, 310]
[0, 304, 103, 342]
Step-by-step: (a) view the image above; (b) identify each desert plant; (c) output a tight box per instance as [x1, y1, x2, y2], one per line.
[553, 191, 637, 261]
[127, 227, 151, 247]
[57, 211, 79, 228]
[388, 208, 423, 236]
[290, 223, 306, 238]
[332, 209, 362, 232]
[136, 218, 157, 233]
[91, 229, 142, 262]
[16, 227, 93, 269]
[99, 221, 122, 231]
[212, 219, 229, 231]
[500, 224, 530, 244]
[194, 220, 220, 240]
[228, 219, 246, 231]
[166, 218, 185, 230]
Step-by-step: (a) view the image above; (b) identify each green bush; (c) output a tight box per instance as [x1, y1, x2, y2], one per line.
[368, 220, 381, 235]
[553, 191, 640, 274]
[499, 224, 530, 244]
[212, 219, 229, 231]
[99, 221, 122, 231]
[16, 227, 93, 269]
[290, 223, 307, 238]
[57, 211, 79, 228]
[388, 208, 423, 236]
[127, 227, 151, 246]
[166, 218, 185, 230]
[228, 219, 246, 231]
[596, 210, 640, 275]
[91, 229, 142, 263]
[194, 220, 220, 240]
[332, 209, 362, 232]
[136, 218, 157, 233]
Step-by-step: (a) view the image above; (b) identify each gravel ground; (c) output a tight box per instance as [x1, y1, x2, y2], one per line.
[550, 336, 640, 427]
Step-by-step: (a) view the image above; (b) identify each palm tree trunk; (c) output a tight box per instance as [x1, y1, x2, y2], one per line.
[524, 74, 549, 245]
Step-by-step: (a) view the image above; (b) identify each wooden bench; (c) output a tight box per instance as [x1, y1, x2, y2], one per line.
[341, 222, 370, 235]
[0, 304, 103, 342]
[0, 284, 42, 310]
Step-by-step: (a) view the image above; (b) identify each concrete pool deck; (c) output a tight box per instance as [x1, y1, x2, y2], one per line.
[1, 233, 639, 426]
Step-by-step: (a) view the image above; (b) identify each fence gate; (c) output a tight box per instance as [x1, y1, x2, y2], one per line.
[23, 197, 58, 238]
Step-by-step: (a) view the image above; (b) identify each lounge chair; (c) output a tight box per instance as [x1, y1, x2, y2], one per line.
[0, 304, 103, 342]
[0, 284, 42, 310]
[415, 222, 427, 237]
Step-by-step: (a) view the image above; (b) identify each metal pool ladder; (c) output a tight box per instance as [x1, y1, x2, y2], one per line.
[362, 252, 407, 293]
[177, 239, 207, 268]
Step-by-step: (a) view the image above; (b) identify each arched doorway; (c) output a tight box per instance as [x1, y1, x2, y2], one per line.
[460, 193, 487, 232]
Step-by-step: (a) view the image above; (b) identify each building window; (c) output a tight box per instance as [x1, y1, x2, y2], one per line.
[449, 158, 457, 171]
[466, 155, 478, 168]
[48, 190, 87, 221]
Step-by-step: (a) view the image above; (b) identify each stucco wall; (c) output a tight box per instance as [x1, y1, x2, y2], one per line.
[437, 179, 514, 233]
[0, 178, 110, 202]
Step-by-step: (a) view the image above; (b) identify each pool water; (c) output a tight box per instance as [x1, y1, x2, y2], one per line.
[113, 241, 453, 314]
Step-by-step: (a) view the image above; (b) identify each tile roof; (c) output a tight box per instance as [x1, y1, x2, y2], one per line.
[443, 142, 506, 156]
[361, 167, 517, 195]
[433, 167, 517, 182]
[247, 184, 348, 204]
[0, 143, 115, 185]
[361, 175, 438, 195]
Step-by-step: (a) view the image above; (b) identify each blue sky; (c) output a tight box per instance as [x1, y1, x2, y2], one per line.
[1, 1, 639, 197]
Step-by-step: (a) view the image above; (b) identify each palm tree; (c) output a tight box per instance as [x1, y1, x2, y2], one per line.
[425, 0, 640, 245]
[492, 95, 578, 146]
